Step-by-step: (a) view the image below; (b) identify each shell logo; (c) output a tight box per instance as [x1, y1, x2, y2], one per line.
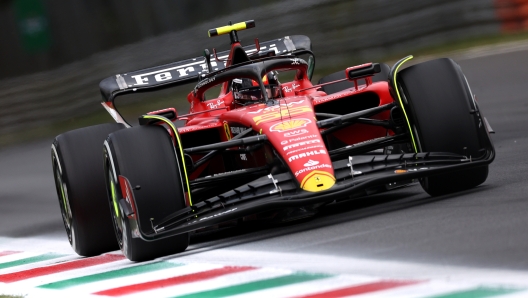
[270, 118, 311, 132]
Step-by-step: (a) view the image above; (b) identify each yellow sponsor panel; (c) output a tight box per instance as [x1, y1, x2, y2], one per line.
[300, 170, 335, 192]
[270, 118, 310, 132]
[252, 106, 312, 125]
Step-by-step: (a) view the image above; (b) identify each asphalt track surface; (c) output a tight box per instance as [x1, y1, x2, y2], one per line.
[0, 47, 527, 276]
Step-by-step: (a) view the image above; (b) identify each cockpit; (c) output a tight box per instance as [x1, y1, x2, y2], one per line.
[194, 57, 309, 107]
[231, 71, 282, 105]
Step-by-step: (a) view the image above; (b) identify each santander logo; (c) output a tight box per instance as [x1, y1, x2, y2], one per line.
[304, 160, 319, 167]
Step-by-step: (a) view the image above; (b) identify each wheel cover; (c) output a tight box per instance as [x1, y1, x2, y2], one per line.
[104, 149, 124, 249]
[52, 152, 73, 246]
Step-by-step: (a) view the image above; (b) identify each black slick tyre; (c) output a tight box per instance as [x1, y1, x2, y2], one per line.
[398, 58, 489, 196]
[51, 123, 124, 256]
[104, 125, 189, 261]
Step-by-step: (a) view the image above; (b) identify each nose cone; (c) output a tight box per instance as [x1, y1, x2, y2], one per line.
[300, 170, 336, 192]
[242, 98, 336, 192]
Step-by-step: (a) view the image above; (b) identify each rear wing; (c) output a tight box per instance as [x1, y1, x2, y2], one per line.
[99, 35, 311, 103]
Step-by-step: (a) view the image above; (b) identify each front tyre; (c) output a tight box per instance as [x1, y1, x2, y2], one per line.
[398, 58, 491, 196]
[51, 123, 124, 256]
[104, 125, 189, 261]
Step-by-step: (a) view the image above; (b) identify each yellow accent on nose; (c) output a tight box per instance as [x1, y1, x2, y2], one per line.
[301, 170, 335, 192]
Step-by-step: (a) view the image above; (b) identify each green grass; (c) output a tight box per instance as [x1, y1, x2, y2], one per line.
[0, 295, 26, 298]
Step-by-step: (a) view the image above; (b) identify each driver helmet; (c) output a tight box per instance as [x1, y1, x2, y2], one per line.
[232, 72, 281, 104]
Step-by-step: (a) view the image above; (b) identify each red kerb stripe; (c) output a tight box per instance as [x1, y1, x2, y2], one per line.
[0, 254, 124, 283]
[0, 251, 20, 257]
[296, 280, 422, 298]
[93, 266, 256, 296]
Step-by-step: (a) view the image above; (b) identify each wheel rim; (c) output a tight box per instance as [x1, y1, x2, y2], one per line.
[52, 151, 73, 246]
[104, 148, 124, 248]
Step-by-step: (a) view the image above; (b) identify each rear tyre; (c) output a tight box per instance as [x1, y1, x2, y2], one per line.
[104, 125, 189, 261]
[51, 123, 124, 256]
[398, 58, 489, 196]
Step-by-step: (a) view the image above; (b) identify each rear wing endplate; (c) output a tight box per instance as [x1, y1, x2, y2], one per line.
[99, 35, 311, 102]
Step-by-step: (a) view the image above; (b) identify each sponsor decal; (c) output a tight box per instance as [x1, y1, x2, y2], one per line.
[223, 121, 232, 140]
[210, 169, 246, 177]
[288, 149, 326, 162]
[283, 139, 321, 151]
[304, 159, 319, 167]
[130, 61, 213, 86]
[195, 76, 216, 89]
[394, 167, 429, 174]
[295, 163, 332, 177]
[230, 126, 246, 135]
[199, 208, 238, 221]
[290, 58, 306, 65]
[125, 43, 283, 88]
[252, 106, 312, 125]
[286, 145, 325, 155]
[283, 86, 293, 93]
[131, 67, 191, 85]
[207, 99, 224, 109]
[313, 89, 370, 104]
[282, 83, 301, 93]
[286, 134, 319, 143]
[344, 136, 387, 148]
[178, 123, 220, 133]
[284, 129, 308, 137]
[270, 118, 311, 132]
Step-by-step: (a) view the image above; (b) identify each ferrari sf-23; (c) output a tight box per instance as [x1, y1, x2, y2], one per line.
[51, 20, 495, 261]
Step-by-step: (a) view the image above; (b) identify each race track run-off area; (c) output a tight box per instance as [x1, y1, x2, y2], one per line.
[0, 239, 527, 298]
[1, 41, 528, 297]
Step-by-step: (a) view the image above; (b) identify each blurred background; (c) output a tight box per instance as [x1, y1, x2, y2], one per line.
[0, 0, 527, 145]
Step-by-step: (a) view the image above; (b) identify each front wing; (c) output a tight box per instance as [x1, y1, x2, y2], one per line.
[123, 147, 494, 242]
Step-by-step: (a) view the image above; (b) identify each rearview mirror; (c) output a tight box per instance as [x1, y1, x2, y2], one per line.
[146, 107, 178, 121]
[346, 63, 381, 81]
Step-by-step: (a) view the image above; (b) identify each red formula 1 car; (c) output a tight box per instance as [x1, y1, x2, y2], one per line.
[51, 20, 495, 261]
